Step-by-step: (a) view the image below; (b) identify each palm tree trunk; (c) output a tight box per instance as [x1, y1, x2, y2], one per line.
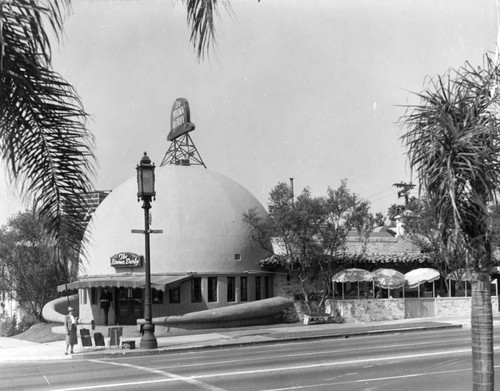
[471, 271, 494, 390]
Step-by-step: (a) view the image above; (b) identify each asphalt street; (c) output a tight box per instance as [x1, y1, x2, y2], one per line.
[2, 326, 499, 391]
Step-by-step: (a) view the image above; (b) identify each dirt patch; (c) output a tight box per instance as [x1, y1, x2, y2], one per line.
[11, 322, 64, 343]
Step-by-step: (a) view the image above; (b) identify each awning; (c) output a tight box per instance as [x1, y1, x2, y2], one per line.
[57, 274, 192, 292]
[405, 268, 440, 289]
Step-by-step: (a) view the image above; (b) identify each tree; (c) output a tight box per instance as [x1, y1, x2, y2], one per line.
[400, 54, 500, 390]
[387, 195, 418, 225]
[316, 180, 373, 308]
[243, 180, 373, 313]
[402, 197, 469, 295]
[244, 183, 323, 312]
[289, 189, 325, 311]
[0, 1, 222, 270]
[373, 212, 386, 227]
[0, 211, 68, 320]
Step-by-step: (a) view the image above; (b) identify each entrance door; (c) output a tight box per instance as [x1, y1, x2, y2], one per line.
[116, 287, 143, 325]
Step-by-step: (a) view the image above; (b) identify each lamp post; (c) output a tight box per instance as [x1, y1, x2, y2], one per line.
[136, 152, 158, 349]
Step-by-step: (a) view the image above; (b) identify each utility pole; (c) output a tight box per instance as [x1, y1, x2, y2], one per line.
[393, 182, 415, 206]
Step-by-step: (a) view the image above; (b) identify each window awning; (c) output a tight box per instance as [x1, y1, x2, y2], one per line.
[57, 274, 192, 292]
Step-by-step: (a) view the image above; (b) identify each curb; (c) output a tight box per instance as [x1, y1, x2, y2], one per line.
[75, 323, 463, 360]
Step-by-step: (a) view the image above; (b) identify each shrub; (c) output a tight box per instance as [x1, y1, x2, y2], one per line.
[0, 314, 18, 337]
[278, 306, 300, 323]
[0, 314, 36, 337]
[328, 307, 345, 324]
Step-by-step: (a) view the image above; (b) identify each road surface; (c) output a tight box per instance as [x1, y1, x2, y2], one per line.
[1, 327, 499, 391]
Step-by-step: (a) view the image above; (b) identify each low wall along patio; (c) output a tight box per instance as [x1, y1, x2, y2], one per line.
[325, 296, 499, 323]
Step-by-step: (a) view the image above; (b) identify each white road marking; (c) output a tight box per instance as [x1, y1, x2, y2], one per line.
[50, 359, 227, 391]
[257, 363, 500, 390]
[43, 374, 52, 388]
[188, 348, 476, 379]
[152, 337, 473, 371]
[261, 367, 472, 390]
[50, 348, 482, 391]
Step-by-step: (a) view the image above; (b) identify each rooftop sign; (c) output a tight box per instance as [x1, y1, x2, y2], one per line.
[110, 252, 143, 268]
[167, 98, 196, 141]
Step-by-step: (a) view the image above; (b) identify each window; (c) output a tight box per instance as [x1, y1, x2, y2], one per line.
[255, 277, 261, 300]
[264, 276, 271, 298]
[169, 286, 180, 303]
[208, 277, 218, 302]
[91, 287, 97, 305]
[227, 277, 235, 302]
[132, 288, 142, 300]
[234, 254, 241, 261]
[191, 277, 202, 303]
[491, 280, 498, 297]
[240, 276, 248, 301]
[152, 288, 163, 304]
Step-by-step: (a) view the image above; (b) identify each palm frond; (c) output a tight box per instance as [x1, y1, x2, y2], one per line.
[400, 54, 500, 268]
[0, 0, 70, 69]
[0, 1, 95, 256]
[183, 0, 229, 60]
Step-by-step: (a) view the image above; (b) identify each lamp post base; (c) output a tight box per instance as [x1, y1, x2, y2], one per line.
[140, 326, 158, 350]
[140, 333, 158, 350]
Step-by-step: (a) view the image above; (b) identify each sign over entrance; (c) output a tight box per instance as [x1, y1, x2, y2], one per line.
[167, 98, 196, 141]
[110, 252, 143, 268]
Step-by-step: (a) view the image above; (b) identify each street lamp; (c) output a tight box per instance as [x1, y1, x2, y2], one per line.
[136, 152, 158, 349]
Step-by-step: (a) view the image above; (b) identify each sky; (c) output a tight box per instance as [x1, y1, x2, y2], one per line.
[1, 0, 499, 223]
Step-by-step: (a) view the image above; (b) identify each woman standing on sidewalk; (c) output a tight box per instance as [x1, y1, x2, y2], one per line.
[64, 307, 78, 355]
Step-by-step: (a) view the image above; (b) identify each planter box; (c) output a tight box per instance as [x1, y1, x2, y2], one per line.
[121, 340, 135, 350]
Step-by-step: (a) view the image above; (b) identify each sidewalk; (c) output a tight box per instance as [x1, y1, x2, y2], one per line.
[0, 315, 495, 363]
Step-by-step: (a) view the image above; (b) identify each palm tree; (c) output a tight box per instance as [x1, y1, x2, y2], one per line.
[0, 0, 95, 262]
[400, 54, 500, 391]
[0, 1, 220, 269]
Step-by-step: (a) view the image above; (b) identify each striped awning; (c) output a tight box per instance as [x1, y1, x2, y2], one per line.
[57, 274, 192, 292]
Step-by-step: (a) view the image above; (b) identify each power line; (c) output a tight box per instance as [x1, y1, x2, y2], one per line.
[366, 185, 393, 200]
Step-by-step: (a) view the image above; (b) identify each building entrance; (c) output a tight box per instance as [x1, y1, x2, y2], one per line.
[116, 287, 143, 325]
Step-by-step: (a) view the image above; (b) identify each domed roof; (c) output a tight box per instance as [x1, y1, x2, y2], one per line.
[80, 165, 269, 276]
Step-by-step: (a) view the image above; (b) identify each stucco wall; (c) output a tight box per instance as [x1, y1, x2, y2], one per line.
[81, 166, 269, 276]
[325, 296, 499, 323]
[436, 296, 499, 317]
[326, 299, 405, 323]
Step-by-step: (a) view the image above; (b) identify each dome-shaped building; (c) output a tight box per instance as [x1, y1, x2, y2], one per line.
[65, 164, 272, 325]
[83, 165, 267, 275]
